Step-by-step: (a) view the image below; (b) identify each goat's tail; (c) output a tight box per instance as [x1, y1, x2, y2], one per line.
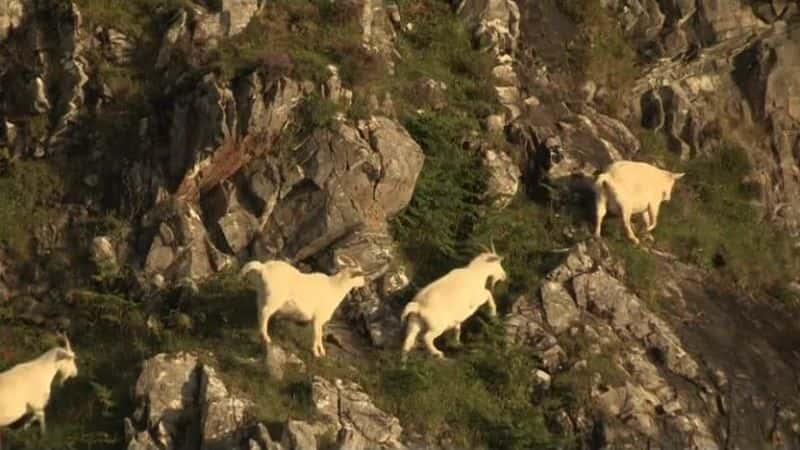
[401, 301, 420, 322]
[594, 173, 610, 191]
[240, 261, 263, 278]
[594, 173, 614, 201]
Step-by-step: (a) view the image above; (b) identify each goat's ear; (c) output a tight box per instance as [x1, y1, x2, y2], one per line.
[673, 172, 685, 180]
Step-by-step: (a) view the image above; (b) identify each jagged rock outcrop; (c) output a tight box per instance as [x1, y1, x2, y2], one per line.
[506, 242, 718, 448]
[143, 200, 234, 284]
[480, 142, 521, 207]
[254, 116, 424, 263]
[124, 353, 408, 450]
[505, 240, 800, 449]
[125, 352, 277, 450]
[0, 0, 88, 156]
[355, 0, 398, 72]
[154, 0, 261, 65]
[628, 21, 800, 233]
[312, 376, 405, 450]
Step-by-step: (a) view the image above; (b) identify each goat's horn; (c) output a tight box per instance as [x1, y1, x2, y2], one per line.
[490, 239, 496, 254]
[57, 331, 72, 353]
[337, 254, 358, 267]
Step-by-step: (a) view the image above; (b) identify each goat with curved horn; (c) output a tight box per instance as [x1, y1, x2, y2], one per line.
[55, 331, 72, 353]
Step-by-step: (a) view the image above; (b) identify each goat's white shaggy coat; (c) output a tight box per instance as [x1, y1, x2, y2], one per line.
[594, 160, 684, 245]
[0, 333, 77, 443]
[401, 252, 507, 358]
[241, 256, 366, 358]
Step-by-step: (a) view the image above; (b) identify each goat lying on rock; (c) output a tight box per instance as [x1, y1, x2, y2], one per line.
[241, 256, 366, 358]
[594, 160, 684, 245]
[0, 332, 78, 445]
[401, 248, 507, 359]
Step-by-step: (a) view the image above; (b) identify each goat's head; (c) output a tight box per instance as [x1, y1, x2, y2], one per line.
[473, 240, 507, 287]
[54, 331, 78, 382]
[663, 171, 685, 202]
[335, 255, 367, 289]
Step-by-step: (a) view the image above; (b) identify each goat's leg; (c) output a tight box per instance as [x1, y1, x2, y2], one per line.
[36, 411, 45, 436]
[646, 202, 661, 232]
[621, 208, 640, 245]
[21, 411, 37, 431]
[311, 318, 326, 358]
[450, 323, 462, 346]
[258, 302, 281, 350]
[642, 210, 652, 229]
[22, 409, 45, 435]
[485, 292, 497, 318]
[401, 317, 422, 358]
[423, 329, 445, 359]
[594, 196, 607, 238]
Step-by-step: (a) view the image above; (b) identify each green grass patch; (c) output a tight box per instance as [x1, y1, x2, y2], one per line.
[0, 292, 154, 450]
[213, 0, 365, 82]
[371, 323, 561, 449]
[656, 145, 798, 293]
[74, 0, 190, 36]
[610, 139, 800, 300]
[389, 0, 500, 118]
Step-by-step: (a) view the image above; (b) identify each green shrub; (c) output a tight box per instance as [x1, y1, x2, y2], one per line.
[391, 112, 487, 281]
[298, 94, 342, 131]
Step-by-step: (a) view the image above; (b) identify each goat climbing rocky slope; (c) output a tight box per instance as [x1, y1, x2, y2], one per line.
[0, 0, 799, 449]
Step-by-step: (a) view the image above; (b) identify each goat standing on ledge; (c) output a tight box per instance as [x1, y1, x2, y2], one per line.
[594, 160, 685, 245]
[0, 332, 78, 447]
[240, 255, 366, 358]
[401, 246, 507, 359]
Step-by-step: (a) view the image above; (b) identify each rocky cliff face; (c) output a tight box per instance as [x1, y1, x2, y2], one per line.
[1, 0, 799, 449]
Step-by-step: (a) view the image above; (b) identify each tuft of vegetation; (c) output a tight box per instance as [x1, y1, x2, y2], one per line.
[74, 0, 191, 36]
[0, 160, 64, 257]
[558, 0, 640, 115]
[297, 94, 343, 131]
[213, 0, 365, 82]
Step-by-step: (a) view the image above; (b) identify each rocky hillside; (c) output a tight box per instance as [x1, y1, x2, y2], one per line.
[1, 0, 799, 449]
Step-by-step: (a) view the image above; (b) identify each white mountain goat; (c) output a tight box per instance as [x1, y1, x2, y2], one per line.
[594, 160, 685, 245]
[401, 247, 507, 359]
[0, 332, 78, 442]
[240, 255, 366, 358]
